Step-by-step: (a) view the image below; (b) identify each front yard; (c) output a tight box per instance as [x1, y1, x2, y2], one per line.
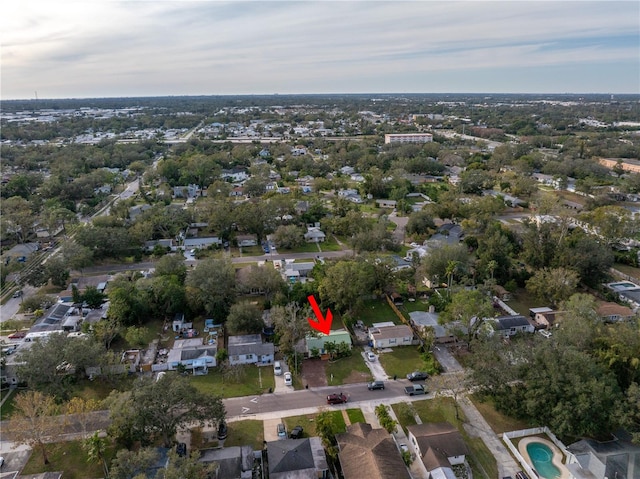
[223, 419, 264, 450]
[190, 365, 275, 398]
[377, 347, 425, 378]
[283, 410, 347, 438]
[325, 348, 372, 385]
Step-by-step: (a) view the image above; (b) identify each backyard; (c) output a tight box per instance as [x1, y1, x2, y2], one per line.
[357, 299, 402, 327]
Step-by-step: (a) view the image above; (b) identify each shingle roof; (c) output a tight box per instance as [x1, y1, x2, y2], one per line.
[407, 422, 469, 466]
[337, 423, 411, 479]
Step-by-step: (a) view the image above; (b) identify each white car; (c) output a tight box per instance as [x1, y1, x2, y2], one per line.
[367, 352, 376, 362]
[539, 330, 552, 338]
[274, 361, 283, 376]
[284, 372, 292, 386]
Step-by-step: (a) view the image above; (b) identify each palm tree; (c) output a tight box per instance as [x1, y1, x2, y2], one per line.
[84, 432, 109, 478]
[445, 260, 459, 296]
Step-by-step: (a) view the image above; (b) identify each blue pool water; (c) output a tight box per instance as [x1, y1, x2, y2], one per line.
[526, 442, 561, 479]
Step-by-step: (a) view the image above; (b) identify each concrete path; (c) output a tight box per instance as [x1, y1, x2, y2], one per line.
[361, 348, 389, 381]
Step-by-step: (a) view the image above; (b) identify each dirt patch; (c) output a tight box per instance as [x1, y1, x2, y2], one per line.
[301, 358, 327, 387]
[343, 369, 371, 384]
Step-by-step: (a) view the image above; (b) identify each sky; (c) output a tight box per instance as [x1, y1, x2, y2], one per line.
[1, 1, 639, 99]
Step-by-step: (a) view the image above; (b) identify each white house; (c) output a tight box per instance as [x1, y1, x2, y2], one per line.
[167, 338, 217, 374]
[236, 234, 258, 247]
[183, 237, 223, 249]
[407, 423, 469, 479]
[304, 227, 326, 243]
[368, 324, 414, 349]
[228, 334, 275, 366]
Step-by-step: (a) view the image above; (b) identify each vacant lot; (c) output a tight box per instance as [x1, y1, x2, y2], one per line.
[284, 410, 347, 438]
[302, 358, 328, 387]
[191, 365, 275, 398]
[378, 347, 424, 378]
[224, 420, 264, 450]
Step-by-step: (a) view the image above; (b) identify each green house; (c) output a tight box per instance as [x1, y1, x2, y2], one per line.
[305, 329, 352, 355]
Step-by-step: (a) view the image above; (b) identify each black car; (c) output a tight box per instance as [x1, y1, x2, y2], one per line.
[217, 422, 228, 441]
[406, 371, 429, 381]
[290, 425, 304, 439]
[367, 381, 385, 390]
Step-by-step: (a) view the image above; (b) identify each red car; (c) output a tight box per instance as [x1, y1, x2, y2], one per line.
[326, 393, 348, 405]
[7, 331, 26, 339]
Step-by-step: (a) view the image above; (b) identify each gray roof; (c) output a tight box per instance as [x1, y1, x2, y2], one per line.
[494, 315, 531, 329]
[229, 341, 274, 356]
[409, 311, 461, 338]
[567, 433, 640, 479]
[267, 437, 327, 478]
[199, 445, 254, 478]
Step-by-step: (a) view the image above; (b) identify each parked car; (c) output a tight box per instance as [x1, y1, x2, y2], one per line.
[0, 456, 4, 468]
[284, 372, 292, 386]
[277, 423, 287, 439]
[539, 329, 552, 338]
[406, 371, 429, 381]
[7, 331, 26, 339]
[399, 444, 409, 454]
[366, 351, 376, 361]
[12, 290, 22, 298]
[274, 361, 283, 376]
[367, 381, 385, 390]
[404, 384, 426, 396]
[290, 425, 304, 439]
[327, 393, 348, 405]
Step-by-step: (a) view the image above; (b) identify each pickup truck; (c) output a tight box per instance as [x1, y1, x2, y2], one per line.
[404, 384, 426, 396]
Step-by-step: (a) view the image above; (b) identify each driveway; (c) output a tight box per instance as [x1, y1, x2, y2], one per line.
[263, 417, 285, 442]
[361, 349, 389, 381]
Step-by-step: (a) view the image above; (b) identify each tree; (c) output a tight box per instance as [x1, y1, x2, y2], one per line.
[84, 432, 109, 479]
[16, 333, 107, 397]
[7, 391, 60, 465]
[225, 302, 264, 335]
[315, 410, 341, 459]
[82, 285, 106, 309]
[1, 196, 35, 243]
[156, 450, 219, 479]
[106, 373, 226, 448]
[440, 289, 494, 345]
[272, 224, 304, 249]
[154, 254, 188, 284]
[109, 447, 159, 479]
[236, 264, 286, 300]
[93, 316, 122, 349]
[21, 264, 49, 288]
[416, 244, 470, 288]
[186, 258, 236, 318]
[125, 326, 150, 348]
[61, 241, 94, 273]
[525, 267, 579, 308]
[351, 220, 399, 253]
[405, 210, 436, 236]
[318, 260, 374, 314]
[581, 205, 638, 246]
[271, 302, 312, 374]
[374, 404, 398, 433]
[44, 256, 70, 288]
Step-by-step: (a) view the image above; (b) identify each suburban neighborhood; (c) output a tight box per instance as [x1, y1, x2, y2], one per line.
[1, 93, 640, 479]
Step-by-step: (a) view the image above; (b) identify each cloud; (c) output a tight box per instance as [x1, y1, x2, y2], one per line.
[1, 1, 638, 98]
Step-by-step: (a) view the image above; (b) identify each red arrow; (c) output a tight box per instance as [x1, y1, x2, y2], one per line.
[307, 295, 332, 335]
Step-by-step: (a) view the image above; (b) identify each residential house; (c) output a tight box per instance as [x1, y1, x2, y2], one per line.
[407, 423, 469, 479]
[236, 234, 258, 247]
[487, 315, 534, 338]
[228, 334, 274, 366]
[266, 437, 329, 479]
[278, 260, 315, 284]
[409, 310, 460, 344]
[368, 324, 414, 349]
[144, 239, 176, 252]
[304, 227, 326, 243]
[340, 166, 355, 175]
[306, 329, 352, 356]
[173, 184, 201, 199]
[199, 445, 254, 479]
[230, 186, 245, 198]
[492, 285, 512, 302]
[350, 173, 365, 182]
[129, 204, 151, 220]
[221, 168, 249, 183]
[532, 309, 557, 330]
[338, 188, 359, 198]
[607, 281, 640, 310]
[596, 301, 635, 322]
[566, 432, 640, 479]
[167, 338, 217, 373]
[183, 236, 222, 250]
[337, 423, 410, 479]
[376, 199, 397, 209]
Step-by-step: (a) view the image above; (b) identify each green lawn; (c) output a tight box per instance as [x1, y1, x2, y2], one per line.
[283, 242, 321, 253]
[400, 299, 431, 314]
[391, 402, 418, 430]
[613, 263, 640, 281]
[284, 410, 347, 438]
[239, 246, 264, 256]
[68, 375, 137, 403]
[410, 397, 497, 479]
[224, 420, 264, 450]
[378, 347, 425, 378]
[21, 439, 118, 479]
[190, 365, 275, 398]
[469, 394, 531, 434]
[318, 236, 344, 252]
[505, 288, 540, 316]
[357, 299, 400, 327]
[326, 349, 372, 385]
[0, 388, 18, 420]
[346, 408, 366, 424]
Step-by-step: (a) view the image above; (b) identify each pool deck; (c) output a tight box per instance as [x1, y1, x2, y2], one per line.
[518, 436, 571, 479]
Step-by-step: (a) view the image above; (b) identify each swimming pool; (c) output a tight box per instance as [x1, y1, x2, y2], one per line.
[526, 442, 561, 479]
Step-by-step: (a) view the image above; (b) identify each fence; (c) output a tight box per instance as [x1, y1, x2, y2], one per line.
[502, 426, 572, 479]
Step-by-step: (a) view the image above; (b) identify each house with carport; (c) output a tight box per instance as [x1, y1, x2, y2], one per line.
[306, 329, 352, 357]
[227, 334, 274, 366]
